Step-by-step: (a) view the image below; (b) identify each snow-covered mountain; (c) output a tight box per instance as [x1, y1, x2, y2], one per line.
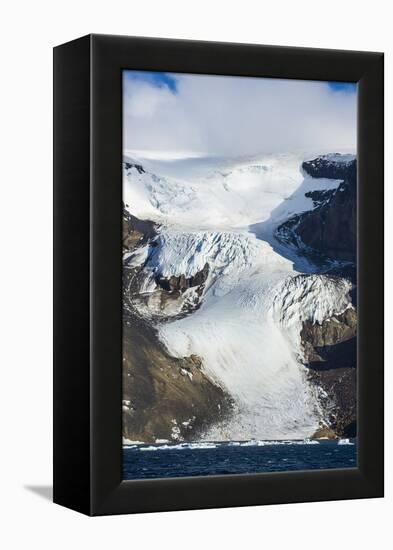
[123, 152, 347, 230]
[122, 151, 357, 442]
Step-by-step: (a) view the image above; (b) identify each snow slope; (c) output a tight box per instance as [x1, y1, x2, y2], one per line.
[123, 152, 345, 230]
[157, 239, 352, 440]
[123, 151, 355, 440]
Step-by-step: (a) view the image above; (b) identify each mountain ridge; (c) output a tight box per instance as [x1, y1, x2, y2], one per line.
[122, 152, 357, 442]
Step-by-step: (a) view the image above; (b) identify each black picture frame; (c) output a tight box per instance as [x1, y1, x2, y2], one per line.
[53, 34, 384, 516]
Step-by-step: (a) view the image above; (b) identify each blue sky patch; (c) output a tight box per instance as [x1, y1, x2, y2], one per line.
[124, 70, 356, 97]
[124, 70, 178, 92]
[328, 82, 357, 93]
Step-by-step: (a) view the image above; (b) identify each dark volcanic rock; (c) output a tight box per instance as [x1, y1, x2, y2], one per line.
[156, 263, 210, 294]
[304, 188, 336, 207]
[124, 161, 145, 174]
[276, 158, 357, 262]
[307, 338, 356, 371]
[302, 154, 355, 180]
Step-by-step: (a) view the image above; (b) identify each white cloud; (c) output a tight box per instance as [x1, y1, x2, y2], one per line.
[125, 81, 176, 118]
[123, 72, 357, 157]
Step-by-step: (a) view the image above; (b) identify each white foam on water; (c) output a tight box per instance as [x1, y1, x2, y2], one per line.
[124, 439, 325, 451]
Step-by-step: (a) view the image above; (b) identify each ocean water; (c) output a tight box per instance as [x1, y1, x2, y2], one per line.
[122, 439, 357, 480]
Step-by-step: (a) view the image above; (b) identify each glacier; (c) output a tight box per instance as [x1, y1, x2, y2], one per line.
[123, 151, 355, 440]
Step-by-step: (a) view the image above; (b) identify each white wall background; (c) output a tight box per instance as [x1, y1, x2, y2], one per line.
[0, 1, 390, 548]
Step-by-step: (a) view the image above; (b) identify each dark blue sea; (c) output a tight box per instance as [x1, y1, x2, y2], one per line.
[122, 439, 357, 480]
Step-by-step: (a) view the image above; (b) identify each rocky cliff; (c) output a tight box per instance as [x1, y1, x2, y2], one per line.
[123, 206, 156, 253]
[276, 155, 358, 438]
[301, 308, 357, 438]
[276, 156, 357, 262]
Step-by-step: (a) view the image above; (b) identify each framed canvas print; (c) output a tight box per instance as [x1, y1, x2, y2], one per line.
[53, 34, 384, 515]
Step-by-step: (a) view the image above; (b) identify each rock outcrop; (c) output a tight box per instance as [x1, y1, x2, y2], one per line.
[124, 161, 145, 174]
[301, 307, 357, 363]
[276, 157, 357, 262]
[123, 205, 157, 252]
[122, 316, 232, 442]
[302, 308, 357, 438]
[302, 154, 355, 180]
[156, 262, 209, 294]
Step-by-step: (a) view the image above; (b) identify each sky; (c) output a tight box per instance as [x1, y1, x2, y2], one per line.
[123, 70, 357, 158]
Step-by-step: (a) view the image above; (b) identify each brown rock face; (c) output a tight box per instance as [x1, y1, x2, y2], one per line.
[123, 206, 157, 252]
[301, 308, 357, 364]
[122, 316, 232, 442]
[301, 308, 357, 438]
[312, 426, 338, 440]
